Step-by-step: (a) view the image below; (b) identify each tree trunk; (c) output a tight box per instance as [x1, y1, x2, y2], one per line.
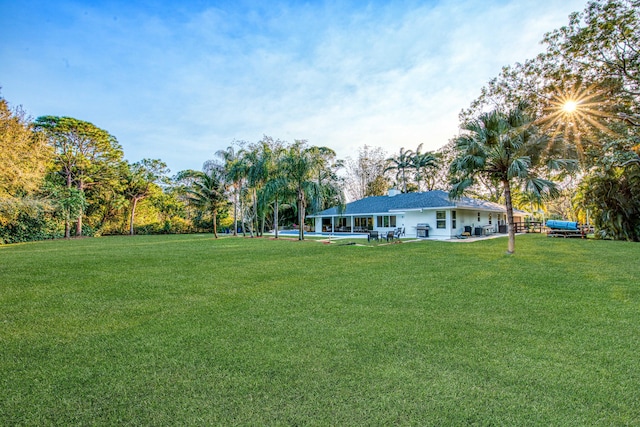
[503, 179, 516, 254]
[64, 209, 71, 239]
[213, 208, 218, 238]
[75, 215, 82, 237]
[274, 197, 279, 239]
[240, 198, 246, 237]
[75, 182, 84, 237]
[65, 170, 72, 239]
[129, 197, 139, 235]
[298, 189, 305, 241]
[248, 204, 255, 238]
[233, 183, 238, 236]
[253, 188, 258, 237]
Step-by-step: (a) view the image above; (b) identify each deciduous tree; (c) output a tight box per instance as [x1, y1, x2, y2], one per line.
[344, 145, 389, 200]
[34, 116, 123, 237]
[0, 95, 51, 198]
[124, 159, 169, 235]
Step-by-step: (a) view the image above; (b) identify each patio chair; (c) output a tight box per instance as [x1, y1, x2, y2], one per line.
[385, 231, 395, 242]
[368, 230, 379, 242]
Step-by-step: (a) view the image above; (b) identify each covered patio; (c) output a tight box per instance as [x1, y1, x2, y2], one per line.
[320, 215, 376, 233]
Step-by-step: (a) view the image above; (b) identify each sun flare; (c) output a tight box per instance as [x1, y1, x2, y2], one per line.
[562, 100, 578, 113]
[536, 84, 615, 158]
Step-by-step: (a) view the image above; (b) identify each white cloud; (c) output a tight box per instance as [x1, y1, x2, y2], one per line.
[0, 0, 588, 173]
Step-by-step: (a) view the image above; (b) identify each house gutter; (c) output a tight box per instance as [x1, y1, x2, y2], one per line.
[389, 205, 452, 213]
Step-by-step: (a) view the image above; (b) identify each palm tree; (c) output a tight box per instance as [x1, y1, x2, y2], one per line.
[186, 165, 227, 238]
[216, 145, 246, 236]
[260, 173, 291, 239]
[242, 148, 262, 237]
[385, 147, 414, 193]
[410, 143, 439, 191]
[257, 142, 289, 238]
[450, 102, 573, 254]
[308, 145, 344, 213]
[281, 140, 341, 240]
[244, 137, 284, 237]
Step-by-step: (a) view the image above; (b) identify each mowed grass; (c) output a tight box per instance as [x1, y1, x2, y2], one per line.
[1, 234, 638, 425]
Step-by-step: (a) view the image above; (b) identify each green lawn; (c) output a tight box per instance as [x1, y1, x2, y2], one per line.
[1, 234, 638, 425]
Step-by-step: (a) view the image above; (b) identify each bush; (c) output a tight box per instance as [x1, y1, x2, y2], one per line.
[0, 198, 61, 244]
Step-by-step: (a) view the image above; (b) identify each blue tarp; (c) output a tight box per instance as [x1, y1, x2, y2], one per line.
[546, 220, 579, 230]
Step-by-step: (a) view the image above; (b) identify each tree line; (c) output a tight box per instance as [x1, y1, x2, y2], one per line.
[453, 0, 639, 244]
[1, 0, 638, 247]
[0, 112, 346, 243]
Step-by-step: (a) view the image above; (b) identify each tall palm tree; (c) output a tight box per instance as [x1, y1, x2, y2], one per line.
[450, 102, 573, 254]
[281, 140, 340, 240]
[186, 165, 227, 238]
[385, 147, 414, 193]
[410, 143, 439, 191]
[308, 145, 344, 213]
[257, 142, 289, 238]
[216, 145, 246, 236]
[243, 148, 262, 237]
[260, 174, 291, 239]
[244, 138, 284, 237]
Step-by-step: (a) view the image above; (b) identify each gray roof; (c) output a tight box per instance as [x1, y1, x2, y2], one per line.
[312, 190, 514, 216]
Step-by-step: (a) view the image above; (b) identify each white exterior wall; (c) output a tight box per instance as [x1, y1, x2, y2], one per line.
[402, 208, 509, 239]
[312, 208, 518, 239]
[402, 210, 450, 239]
[454, 210, 512, 235]
[455, 210, 478, 234]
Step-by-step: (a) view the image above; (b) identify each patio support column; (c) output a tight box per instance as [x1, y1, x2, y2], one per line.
[350, 216, 354, 233]
[331, 216, 335, 232]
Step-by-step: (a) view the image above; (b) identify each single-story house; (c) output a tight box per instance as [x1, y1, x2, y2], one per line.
[309, 189, 527, 239]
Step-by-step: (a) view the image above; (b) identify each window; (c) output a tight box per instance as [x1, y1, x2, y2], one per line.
[451, 210, 457, 229]
[376, 215, 396, 227]
[477, 212, 481, 222]
[436, 211, 446, 229]
[488, 213, 492, 225]
[354, 216, 373, 230]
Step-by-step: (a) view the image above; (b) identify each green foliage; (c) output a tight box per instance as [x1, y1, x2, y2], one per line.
[450, 103, 573, 253]
[344, 144, 390, 200]
[543, 0, 639, 114]
[0, 198, 61, 243]
[385, 146, 414, 193]
[34, 115, 124, 237]
[123, 159, 170, 235]
[280, 140, 342, 240]
[1, 235, 638, 424]
[0, 94, 55, 243]
[0, 95, 52, 198]
[184, 165, 228, 237]
[384, 144, 441, 193]
[461, 0, 640, 241]
[577, 145, 640, 240]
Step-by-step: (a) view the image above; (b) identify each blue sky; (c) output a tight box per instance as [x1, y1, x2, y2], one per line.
[1, 0, 588, 174]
